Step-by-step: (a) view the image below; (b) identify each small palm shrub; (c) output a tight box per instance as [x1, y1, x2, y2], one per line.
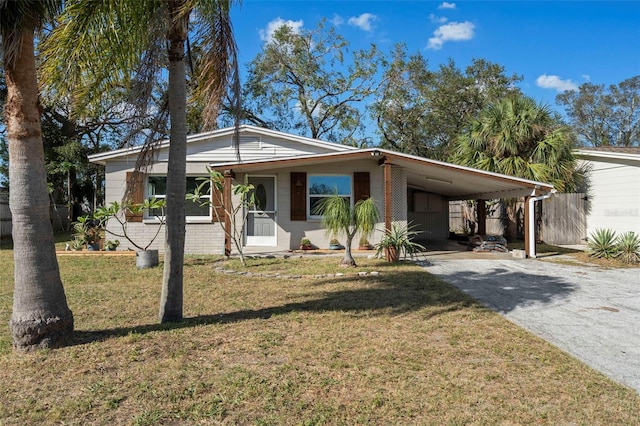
[587, 228, 619, 259]
[616, 231, 640, 264]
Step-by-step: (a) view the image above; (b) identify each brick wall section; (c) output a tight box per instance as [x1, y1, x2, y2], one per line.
[107, 222, 225, 254]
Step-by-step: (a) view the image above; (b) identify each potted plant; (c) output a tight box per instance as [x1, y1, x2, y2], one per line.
[358, 236, 373, 250]
[329, 238, 344, 250]
[90, 198, 166, 268]
[71, 216, 103, 251]
[299, 237, 313, 250]
[375, 222, 426, 262]
[104, 239, 120, 251]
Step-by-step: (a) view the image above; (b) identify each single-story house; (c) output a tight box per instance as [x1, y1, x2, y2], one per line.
[88, 125, 555, 257]
[576, 147, 640, 238]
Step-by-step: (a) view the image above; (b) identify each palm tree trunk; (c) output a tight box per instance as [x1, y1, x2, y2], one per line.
[5, 29, 73, 350]
[159, 3, 189, 323]
[341, 231, 357, 267]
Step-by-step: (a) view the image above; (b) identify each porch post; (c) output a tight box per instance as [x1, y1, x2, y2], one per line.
[524, 196, 531, 258]
[477, 199, 486, 236]
[223, 170, 234, 257]
[383, 158, 392, 233]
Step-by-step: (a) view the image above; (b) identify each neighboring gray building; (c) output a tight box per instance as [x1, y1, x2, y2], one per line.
[576, 147, 640, 238]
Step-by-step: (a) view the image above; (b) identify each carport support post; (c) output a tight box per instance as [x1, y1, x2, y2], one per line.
[524, 195, 531, 258]
[477, 199, 486, 236]
[383, 158, 392, 233]
[383, 158, 393, 260]
[223, 170, 234, 257]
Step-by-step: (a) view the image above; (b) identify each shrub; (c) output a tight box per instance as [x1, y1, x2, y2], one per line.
[375, 222, 426, 262]
[616, 231, 640, 264]
[587, 228, 619, 259]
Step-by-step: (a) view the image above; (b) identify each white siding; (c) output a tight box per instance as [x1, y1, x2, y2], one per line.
[583, 158, 640, 237]
[160, 131, 346, 163]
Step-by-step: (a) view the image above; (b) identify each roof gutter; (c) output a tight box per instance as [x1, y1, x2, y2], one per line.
[527, 189, 558, 258]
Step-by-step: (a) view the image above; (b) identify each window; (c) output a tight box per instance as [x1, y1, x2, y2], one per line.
[308, 175, 352, 218]
[146, 176, 210, 220]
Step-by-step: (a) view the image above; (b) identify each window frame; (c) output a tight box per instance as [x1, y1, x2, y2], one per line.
[307, 174, 353, 220]
[144, 175, 212, 223]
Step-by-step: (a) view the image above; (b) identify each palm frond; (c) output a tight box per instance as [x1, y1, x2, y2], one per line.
[190, 0, 239, 130]
[39, 0, 163, 115]
[313, 194, 351, 238]
[353, 198, 380, 237]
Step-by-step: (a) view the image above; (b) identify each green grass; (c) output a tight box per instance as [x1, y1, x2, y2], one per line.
[1, 251, 639, 425]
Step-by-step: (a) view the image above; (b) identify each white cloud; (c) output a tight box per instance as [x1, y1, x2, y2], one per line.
[438, 2, 457, 9]
[331, 14, 344, 26]
[348, 13, 378, 31]
[582, 74, 591, 82]
[429, 14, 448, 24]
[427, 21, 475, 50]
[259, 18, 304, 43]
[535, 74, 579, 92]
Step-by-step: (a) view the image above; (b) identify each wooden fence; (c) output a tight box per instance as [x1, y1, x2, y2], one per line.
[449, 193, 587, 245]
[0, 188, 71, 241]
[0, 189, 10, 241]
[540, 193, 587, 245]
[449, 200, 505, 236]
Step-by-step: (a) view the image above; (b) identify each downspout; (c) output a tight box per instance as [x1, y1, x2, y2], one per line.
[527, 189, 557, 258]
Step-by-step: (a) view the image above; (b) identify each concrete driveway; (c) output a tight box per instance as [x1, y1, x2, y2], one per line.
[423, 257, 640, 393]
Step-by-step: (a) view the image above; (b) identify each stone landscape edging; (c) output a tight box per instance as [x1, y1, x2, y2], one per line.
[211, 254, 383, 280]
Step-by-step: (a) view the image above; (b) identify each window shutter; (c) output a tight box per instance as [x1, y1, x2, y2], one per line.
[290, 172, 307, 221]
[354, 172, 370, 202]
[211, 184, 225, 223]
[125, 171, 144, 222]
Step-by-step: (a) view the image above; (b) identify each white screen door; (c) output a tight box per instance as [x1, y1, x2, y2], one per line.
[246, 176, 277, 246]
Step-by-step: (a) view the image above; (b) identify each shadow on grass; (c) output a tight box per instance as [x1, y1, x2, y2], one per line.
[72, 270, 479, 346]
[73, 259, 580, 347]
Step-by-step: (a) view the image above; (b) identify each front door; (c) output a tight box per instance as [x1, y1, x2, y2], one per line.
[246, 176, 277, 246]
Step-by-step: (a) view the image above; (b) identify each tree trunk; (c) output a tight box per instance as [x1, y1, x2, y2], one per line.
[5, 29, 73, 351]
[340, 232, 357, 267]
[159, 3, 189, 323]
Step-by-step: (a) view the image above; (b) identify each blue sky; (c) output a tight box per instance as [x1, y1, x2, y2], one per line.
[230, 1, 640, 111]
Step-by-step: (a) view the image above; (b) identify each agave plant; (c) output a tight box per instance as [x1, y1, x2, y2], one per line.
[375, 222, 426, 262]
[587, 228, 619, 259]
[616, 231, 640, 264]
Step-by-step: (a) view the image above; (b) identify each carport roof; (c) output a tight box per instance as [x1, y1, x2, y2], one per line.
[212, 148, 554, 200]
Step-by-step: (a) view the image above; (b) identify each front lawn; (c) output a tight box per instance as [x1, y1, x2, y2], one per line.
[0, 252, 638, 424]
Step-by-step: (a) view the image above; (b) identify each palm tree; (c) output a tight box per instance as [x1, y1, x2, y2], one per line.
[452, 95, 581, 240]
[42, 0, 239, 323]
[313, 195, 380, 267]
[1, 0, 74, 351]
